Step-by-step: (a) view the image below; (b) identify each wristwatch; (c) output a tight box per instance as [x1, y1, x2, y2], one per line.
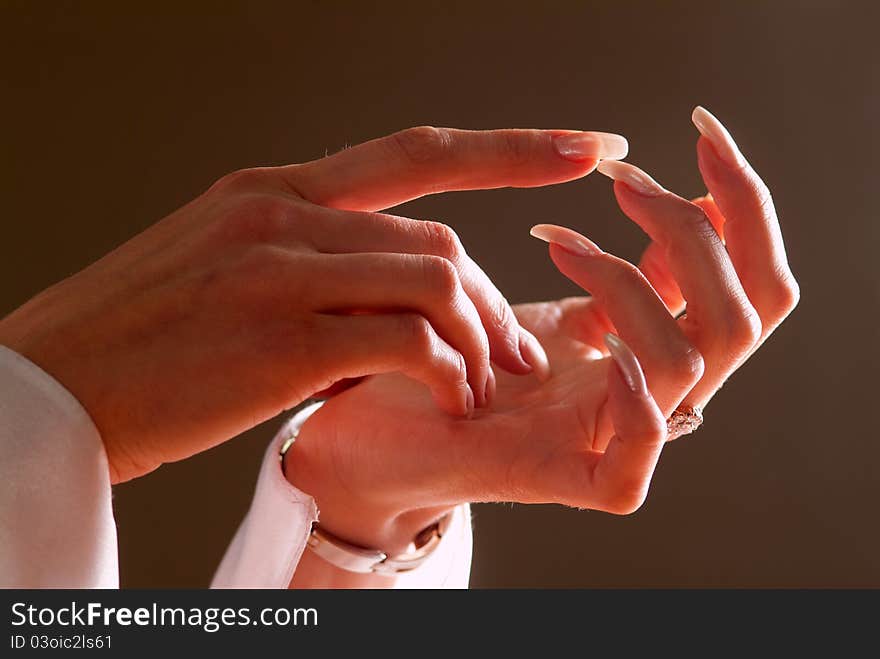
[305, 513, 452, 575]
[279, 402, 452, 575]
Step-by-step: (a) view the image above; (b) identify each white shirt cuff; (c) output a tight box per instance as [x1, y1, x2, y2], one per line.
[0, 345, 118, 588]
[0, 343, 472, 589]
[212, 401, 473, 589]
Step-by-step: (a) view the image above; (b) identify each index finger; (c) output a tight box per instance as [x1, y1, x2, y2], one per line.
[279, 126, 628, 211]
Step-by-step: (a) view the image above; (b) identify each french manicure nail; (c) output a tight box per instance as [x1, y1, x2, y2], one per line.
[519, 329, 551, 383]
[596, 160, 666, 196]
[530, 223, 602, 257]
[603, 333, 648, 395]
[692, 106, 746, 168]
[553, 131, 629, 162]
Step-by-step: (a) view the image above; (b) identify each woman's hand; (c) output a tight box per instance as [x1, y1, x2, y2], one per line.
[284, 107, 799, 566]
[555, 105, 800, 428]
[0, 126, 627, 483]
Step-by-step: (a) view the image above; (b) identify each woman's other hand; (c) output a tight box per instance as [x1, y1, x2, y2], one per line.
[0, 126, 626, 482]
[283, 108, 798, 565]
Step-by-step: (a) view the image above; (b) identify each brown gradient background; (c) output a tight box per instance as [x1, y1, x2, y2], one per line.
[2, 1, 877, 587]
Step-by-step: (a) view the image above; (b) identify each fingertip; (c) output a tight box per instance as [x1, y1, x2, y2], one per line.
[491, 351, 533, 376]
[485, 367, 497, 408]
[531, 223, 602, 257]
[470, 363, 490, 408]
[485, 324, 533, 375]
[597, 160, 667, 197]
[603, 333, 648, 397]
[519, 329, 551, 383]
[691, 106, 746, 169]
[552, 131, 628, 162]
[605, 361, 666, 446]
[465, 385, 475, 418]
[432, 382, 474, 418]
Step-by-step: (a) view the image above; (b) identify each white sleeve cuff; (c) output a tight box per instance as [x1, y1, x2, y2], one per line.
[0, 345, 118, 588]
[0, 341, 472, 589]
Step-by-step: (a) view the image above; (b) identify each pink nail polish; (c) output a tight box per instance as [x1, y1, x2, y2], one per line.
[603, 333, 648, 395]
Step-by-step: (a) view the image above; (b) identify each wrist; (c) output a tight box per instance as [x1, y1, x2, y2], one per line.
[282, 408, 455, 556]
[285, 451, 448, 556]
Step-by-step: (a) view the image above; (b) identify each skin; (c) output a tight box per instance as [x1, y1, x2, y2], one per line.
[0, 109, 798, 589]
[0, 126, 615, 483]
[286, 110, 799, 588]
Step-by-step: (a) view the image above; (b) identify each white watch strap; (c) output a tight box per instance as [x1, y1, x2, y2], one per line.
[306, 513, 452, 575]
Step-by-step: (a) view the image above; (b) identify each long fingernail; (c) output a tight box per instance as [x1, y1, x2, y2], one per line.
[691, 106, 746, 168]
[596, 160, 666, 197]
[553, 131, 629, 162]
[603, 333, 648, 396]
[530, 223, 603, 257]
[519, 329, 551, 383]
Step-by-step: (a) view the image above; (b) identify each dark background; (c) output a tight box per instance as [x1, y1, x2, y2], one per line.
[2, 1, 877, 587]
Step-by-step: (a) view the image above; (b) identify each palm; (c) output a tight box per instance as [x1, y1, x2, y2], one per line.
[300, 296, 618, 507]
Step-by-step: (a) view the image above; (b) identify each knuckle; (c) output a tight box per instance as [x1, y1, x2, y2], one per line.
[212, 245, 295, 305]
[392, 125, 451, 166]
[769, 270, 801, 316]
[236, 244, 292, 280]
[752, 178, 775, 214]
[217, 195, 293, 245]
[724, 303, 763, 354]
[403, 314, 436, 354]
[422, 221, 464, 261]
[419, 255, 460, 298]
[666, 342, 706, 387]
[498, 130, 535, 166]
[213, 167, 275, 192]
[488, 293, 516, 332]
[741, 307, 764, 346]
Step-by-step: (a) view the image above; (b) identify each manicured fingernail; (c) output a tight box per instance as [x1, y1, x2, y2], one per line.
[465, 385, 475, 417]
[691, 106, 746, 168]
[519, 329, 551, 383]
[603, 333, 648, 395]
[484, 367, 496, 408]
[596, 160, 666, 197]
[553, 131, 629, 162]
[530, 223, 602, 257]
